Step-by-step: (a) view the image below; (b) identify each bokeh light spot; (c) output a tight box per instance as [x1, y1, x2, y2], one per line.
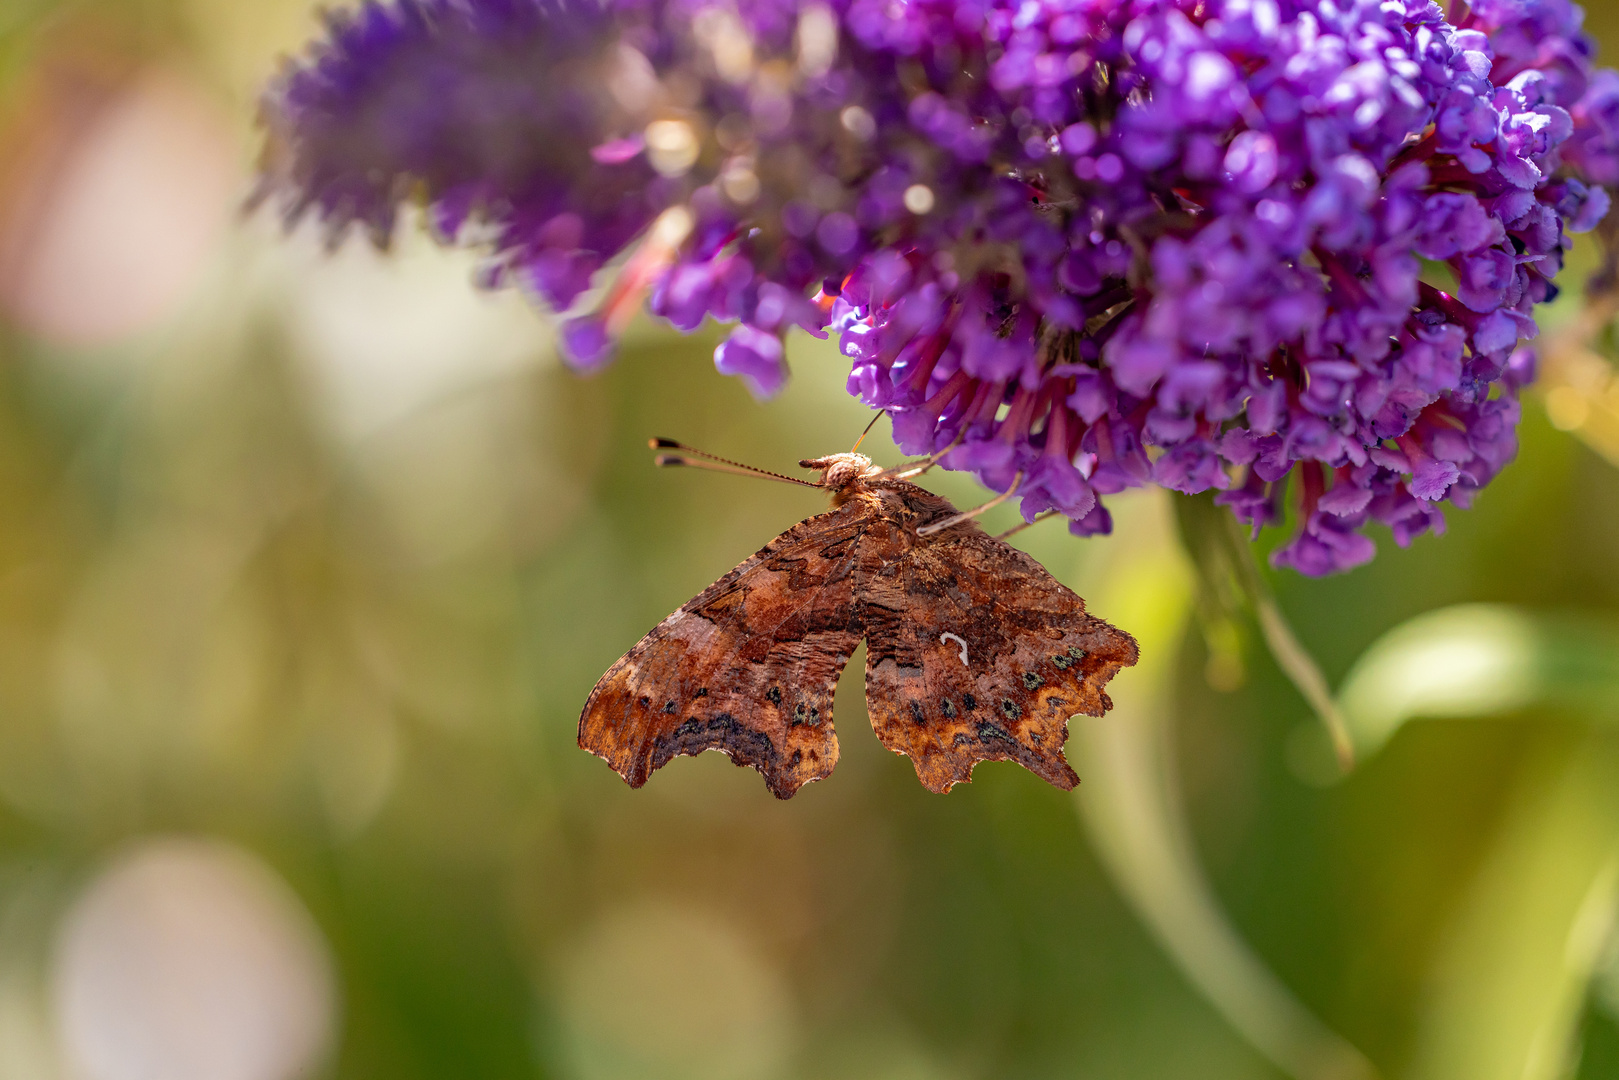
[51, 838, 336, 1080]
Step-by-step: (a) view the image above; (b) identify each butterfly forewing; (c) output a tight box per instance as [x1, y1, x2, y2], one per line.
[578, 499, 869, 798]
[860, 500, 1140, 793]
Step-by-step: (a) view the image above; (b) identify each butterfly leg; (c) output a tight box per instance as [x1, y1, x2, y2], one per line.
[916, 473, 1024, 537]
[875, 429, 966, 482]
[995, 510, 1059, 541]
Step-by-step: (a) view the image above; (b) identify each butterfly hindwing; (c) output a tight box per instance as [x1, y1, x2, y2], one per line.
[860, 487, 1139, 793]
[578, 499, 871, 798]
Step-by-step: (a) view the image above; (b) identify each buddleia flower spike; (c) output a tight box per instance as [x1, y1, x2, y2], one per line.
[258, 0, 1619, 575]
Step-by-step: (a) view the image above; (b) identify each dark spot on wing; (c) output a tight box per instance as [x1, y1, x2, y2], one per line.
[766, 686, 782, 705]
[1022, 672, 1044, 689]
[1000, 699, 1022, 720]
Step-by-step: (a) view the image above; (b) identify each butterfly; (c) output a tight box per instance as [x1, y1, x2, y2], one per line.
[578, 442, 1139, 799]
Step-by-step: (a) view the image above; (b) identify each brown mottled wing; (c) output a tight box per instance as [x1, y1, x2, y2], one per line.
[860, 485, 1139, 793]
[579, 499, 872, 799]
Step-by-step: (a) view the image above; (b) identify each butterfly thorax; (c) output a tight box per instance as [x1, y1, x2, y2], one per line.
[799, 454, 958, 531]
[859, 478, 963, 533]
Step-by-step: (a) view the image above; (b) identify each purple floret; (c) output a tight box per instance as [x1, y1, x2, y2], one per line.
[257, 0, 1619, 574]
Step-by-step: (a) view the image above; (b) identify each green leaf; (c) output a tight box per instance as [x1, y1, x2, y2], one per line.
[1407, 738, 1619, 1080]
[1334, 604, 1619, 764]
[1072, 491, 1379, 1080]
[1172, 491, 1356, 772]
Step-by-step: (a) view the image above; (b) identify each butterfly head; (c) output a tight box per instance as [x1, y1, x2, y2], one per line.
[800, 452, 882, 492]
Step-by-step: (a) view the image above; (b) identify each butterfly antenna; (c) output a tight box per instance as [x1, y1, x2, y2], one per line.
[850, 412, 883, 454]
[917, 472, 1025, 537]
[649, 439, 822, 488]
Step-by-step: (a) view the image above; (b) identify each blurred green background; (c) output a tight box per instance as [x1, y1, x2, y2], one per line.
[2, 3, 1619, 1080]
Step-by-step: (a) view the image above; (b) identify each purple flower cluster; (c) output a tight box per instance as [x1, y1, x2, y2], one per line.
[258, 0, 1619, 574]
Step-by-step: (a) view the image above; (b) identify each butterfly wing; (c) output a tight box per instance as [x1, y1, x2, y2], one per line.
[861, 497, 1139, 793]
[579, 499, 872, 799]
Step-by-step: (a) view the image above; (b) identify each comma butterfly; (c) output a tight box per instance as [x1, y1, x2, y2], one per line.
[579, 444, 1139, 799]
